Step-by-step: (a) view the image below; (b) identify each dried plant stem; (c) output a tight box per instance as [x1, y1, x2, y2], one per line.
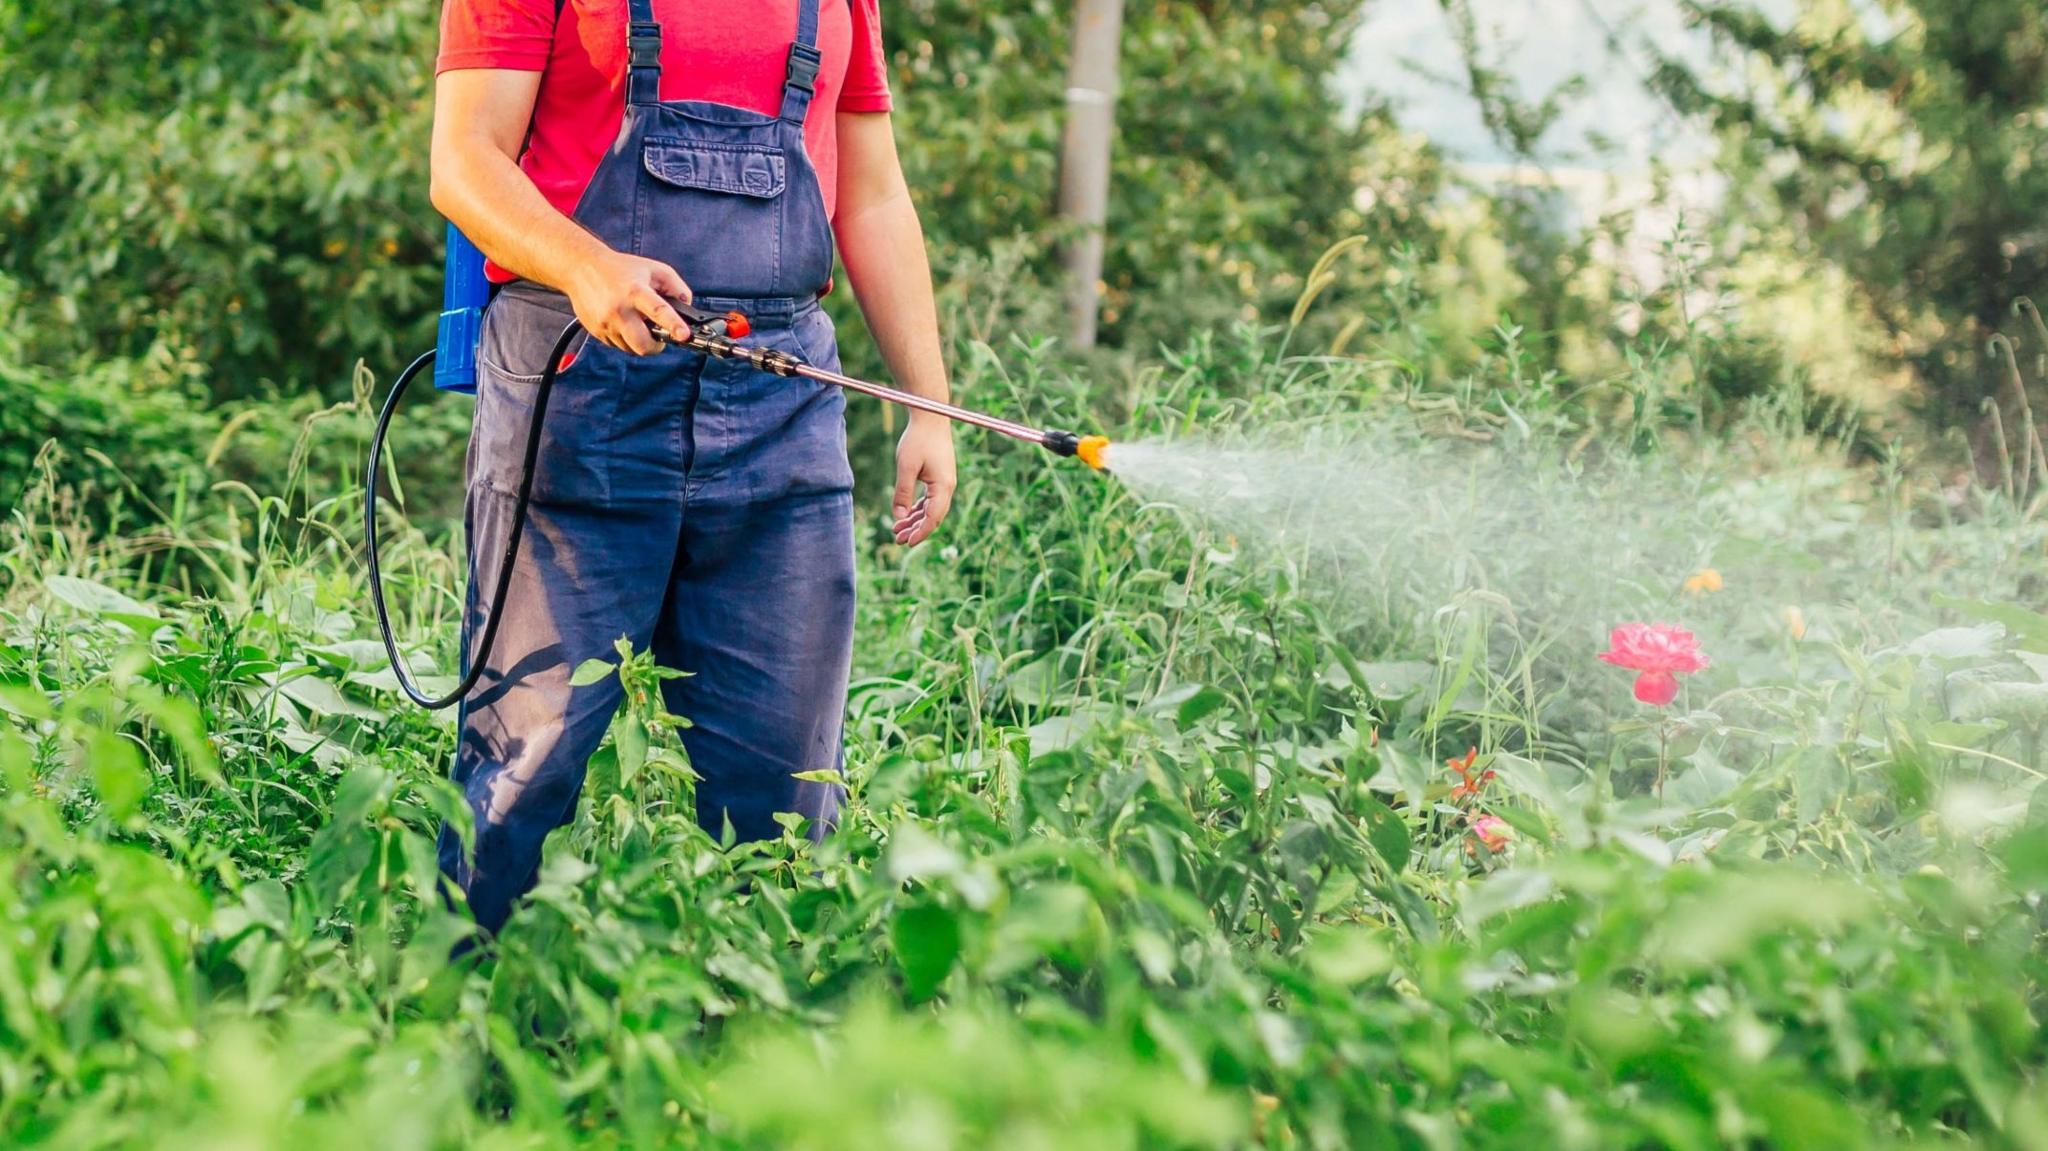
[2019, 298, 2048, 377]
[1986, 398, 2016, 504]
[1655, 723, 1671, 800]
[1993, 335, 2042, 503]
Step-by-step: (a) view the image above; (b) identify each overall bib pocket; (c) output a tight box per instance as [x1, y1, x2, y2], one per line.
[637, 137, 787, 297]
[470, 291, 619, 506]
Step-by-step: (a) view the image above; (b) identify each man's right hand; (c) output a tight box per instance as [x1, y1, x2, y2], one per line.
[566, 252, 694, 356]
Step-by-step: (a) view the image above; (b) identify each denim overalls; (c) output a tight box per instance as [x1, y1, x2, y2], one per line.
[439, 0, 853, 935]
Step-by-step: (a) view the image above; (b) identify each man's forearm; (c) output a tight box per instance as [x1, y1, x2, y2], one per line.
[428, 71, 622, 299]
[429, 138, 612, 295]
[837, 188, 950, 417]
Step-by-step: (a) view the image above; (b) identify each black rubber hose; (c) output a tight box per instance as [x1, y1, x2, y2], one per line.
[365, 320, 583, 710]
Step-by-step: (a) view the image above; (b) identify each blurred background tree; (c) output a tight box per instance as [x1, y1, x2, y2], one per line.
[0, 1, 1428, 390]
[0, 1, 444, 394]
[842, 0, 1442, 355]
[1651, 0, 2048, 421]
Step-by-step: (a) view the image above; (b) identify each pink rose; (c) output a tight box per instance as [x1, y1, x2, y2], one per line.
[1598, 623, 1709, 707]
[1472, 814, 1513, 852]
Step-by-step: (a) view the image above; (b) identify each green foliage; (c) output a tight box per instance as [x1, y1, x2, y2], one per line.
[0, 278, 215, 513]
[1652, 1, 2048, 416]
[4, 315, 2048, 1146]
[887, 0, 1437, 349]
[0, 1, 444, 393]
[6, 1, 2048, 1141]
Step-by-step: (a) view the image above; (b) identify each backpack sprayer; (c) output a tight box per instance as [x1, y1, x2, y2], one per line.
[366, 225, 1111, 710]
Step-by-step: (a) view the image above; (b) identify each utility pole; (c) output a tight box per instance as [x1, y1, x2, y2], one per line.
[1056, 0, 1125, 350]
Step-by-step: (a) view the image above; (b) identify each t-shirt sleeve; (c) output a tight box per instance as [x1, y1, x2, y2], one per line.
[438, 0, 557, 73]
[839, 0, 894, 113]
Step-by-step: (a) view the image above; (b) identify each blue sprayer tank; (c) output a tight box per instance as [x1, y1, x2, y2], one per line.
[433, 224, 490, 394]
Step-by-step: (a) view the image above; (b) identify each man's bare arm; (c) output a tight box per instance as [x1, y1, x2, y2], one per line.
[430, 69, 688, 354]
[836, 110, 956, 545]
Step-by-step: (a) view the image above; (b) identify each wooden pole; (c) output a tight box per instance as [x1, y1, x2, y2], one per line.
[1057, 0, 1125, 350]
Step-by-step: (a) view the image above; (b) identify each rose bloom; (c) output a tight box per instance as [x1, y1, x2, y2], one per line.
[1598, 623, 1710, 707]
[1472, 814, 1513, 852]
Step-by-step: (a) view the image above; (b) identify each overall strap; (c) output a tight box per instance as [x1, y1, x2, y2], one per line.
[779, 0, 823, 123]
[626, 0, 662, 107]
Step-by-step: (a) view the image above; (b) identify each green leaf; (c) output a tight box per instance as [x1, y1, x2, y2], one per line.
[44, 575, 157, 620]
[616, 716, 648, 788]
[890, 902, 960, 1000]
[1900, 624, 2004, 660]
[349, 666, 460, 699]
[1934, 594, 2048, 650]
[1462, 868, 1557, 927]
[985, 883, 1095, 979]
[304, 639, 399, 671]
[585, 744, 620, 800]
[2001, 824, 2048, 890]
[705, 948, 790, 1009]
[1174, 685, 1230, 729]
[1670, 748, 1743, 809]
[85, 729, 150, 820]
[0, 684, 53, 721]
[1002, 653, 1063, 707]
[241, 879, 292, 933]
[1357, 792, 1411, 873]
[272, 668, 384, 720]
[1026, 706, 1113, 759]
[1652, 873, 1875, 971]
[569, 658, 618, 687]
[305, 821, 372, 912]
[1303, 926, 1395, 985]
[885, 824, 961, 884]
[1949, 673, 2048, 724]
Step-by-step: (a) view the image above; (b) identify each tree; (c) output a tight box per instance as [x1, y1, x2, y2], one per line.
[1056, 0, 1126, 349]
[1651, 1, 2048, 417]
[0, 0, 443, 396]
[881, 1, 1436, 352]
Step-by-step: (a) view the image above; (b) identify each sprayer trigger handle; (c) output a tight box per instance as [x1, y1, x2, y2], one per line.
[672, 302, 751, 337]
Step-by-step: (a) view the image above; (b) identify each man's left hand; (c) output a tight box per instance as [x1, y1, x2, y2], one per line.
[892, 417, 957, 547]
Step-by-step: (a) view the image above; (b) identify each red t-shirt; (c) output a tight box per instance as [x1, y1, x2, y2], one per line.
[437, 0, 892, 281]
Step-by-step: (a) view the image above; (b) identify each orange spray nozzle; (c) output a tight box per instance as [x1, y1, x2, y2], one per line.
[1076, 435, 1111, 471]
[1044, 430, 1114, 470]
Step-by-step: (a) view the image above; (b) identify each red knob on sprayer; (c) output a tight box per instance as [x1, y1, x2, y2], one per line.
[724, 312, 751, 339]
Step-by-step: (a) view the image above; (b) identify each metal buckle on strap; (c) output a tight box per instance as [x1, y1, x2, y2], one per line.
[629, 22, 662, 69]
[785, 42, 822, 94]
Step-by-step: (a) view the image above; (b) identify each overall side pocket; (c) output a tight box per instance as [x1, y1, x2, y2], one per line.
[785, 308, 855, 495]
[470, 291, 620, 507]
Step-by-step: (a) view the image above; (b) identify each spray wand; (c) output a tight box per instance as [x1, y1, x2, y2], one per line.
[367, 284, 1110, 711]
[658, 303, 1111, 468]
